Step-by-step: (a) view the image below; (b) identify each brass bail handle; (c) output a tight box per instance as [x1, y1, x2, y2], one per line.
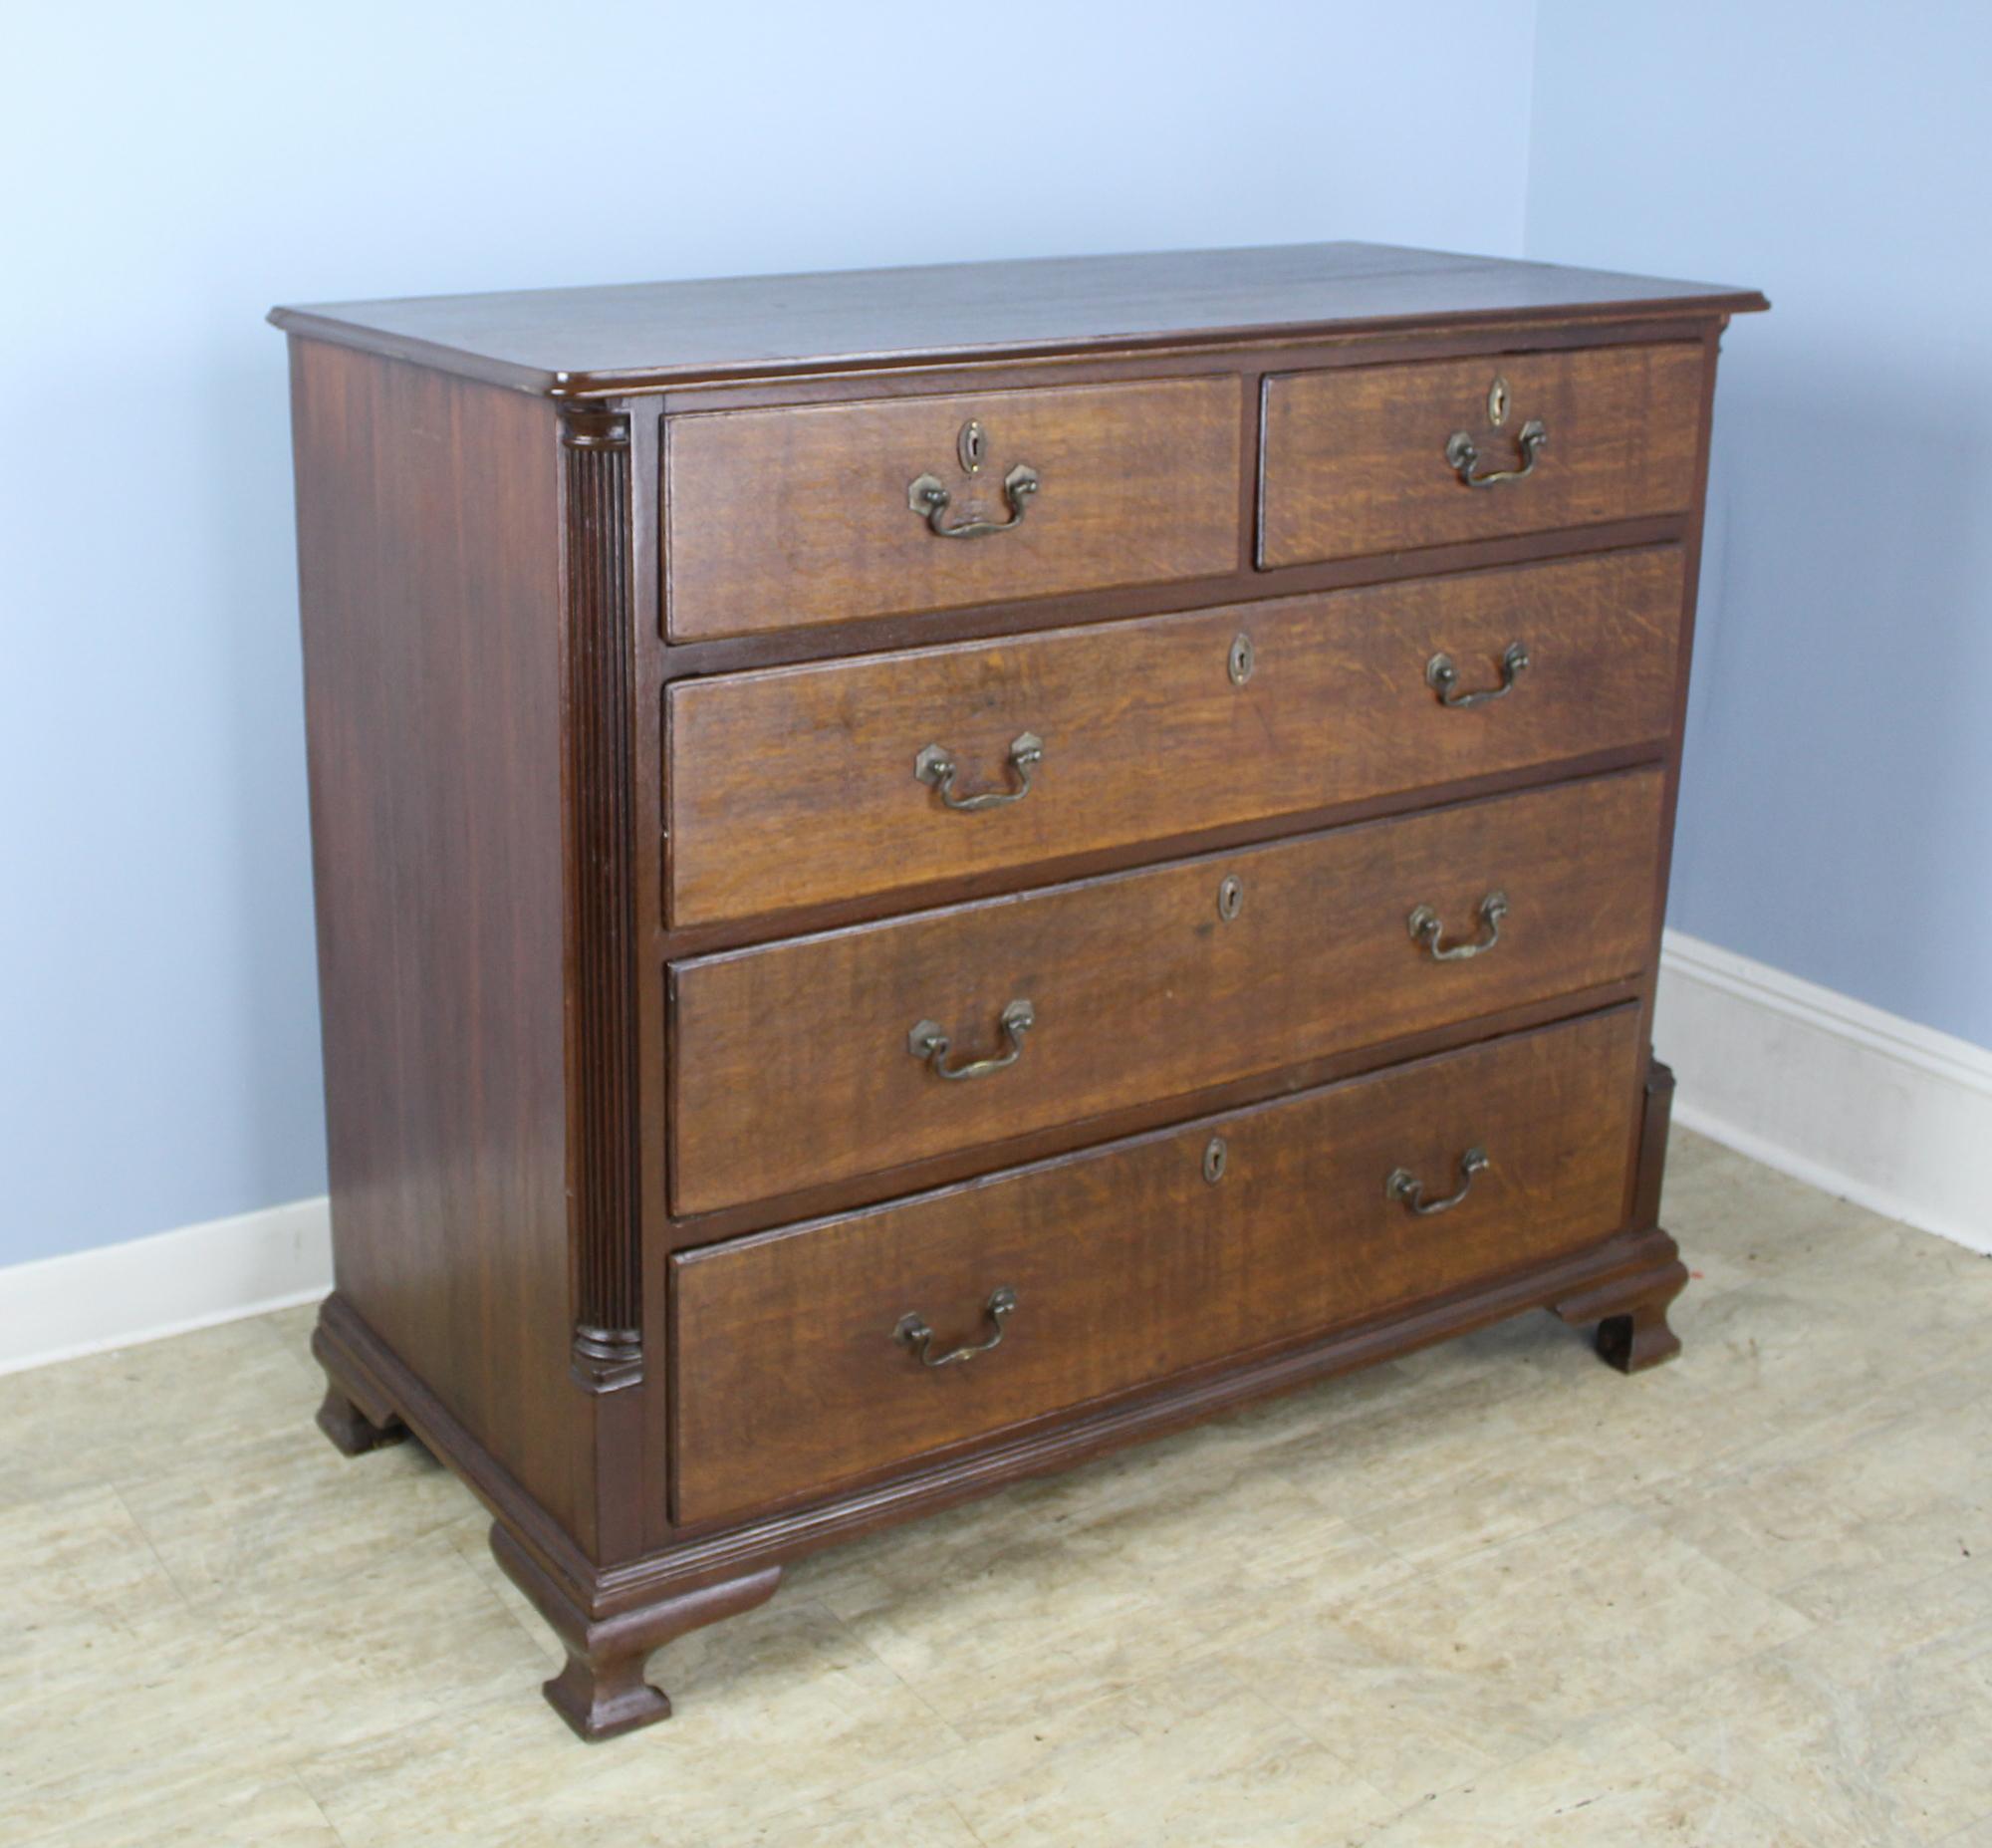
[1426, 642, 1531, 709]
[1445, 380, 1548, 489]
[1407, 891, 1508, 961]
[907, 999, 1035, 1081]
[1446, 419, 1547, 487]
[895, 1286, 1018, 1368]
[909, 416, 1041, 541]
[1386, 1147, 1490, 1216]
[915, 732, 1043, 811]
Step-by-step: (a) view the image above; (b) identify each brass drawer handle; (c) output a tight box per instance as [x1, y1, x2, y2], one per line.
[1445, 417, 1547, 488]
[908, 461, 1040, 538]
[908, 999, 1035, 1081]
[915, 731, 1043, 811]
[895, 1285, 1018, 1368]
[1426, 642, 1530, 708]
[1408, 891, 1507, 960]
[1386, 1146, 1489, 1216]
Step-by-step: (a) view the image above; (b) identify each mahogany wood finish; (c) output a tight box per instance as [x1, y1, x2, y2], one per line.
[564, 407, 646, 1392]
[673, 1008, 1641, 1525]
[287, 341, 589, 1542]
[1554, 1056, 1687, 1372]
[275, 242, 1762, 1740]
[491, 1522, 783, 1742]
[270, 240, 1765, 396]
[1260, 343, 1705, 567]
[664, 377, 1243, 639]
[314, 1385, 405, 1458]
[666, 547, 1684, 926]
[669, 770, 1666, 1214]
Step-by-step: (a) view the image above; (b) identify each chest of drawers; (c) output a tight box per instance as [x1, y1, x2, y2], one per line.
[275, 242, 1765, 1740]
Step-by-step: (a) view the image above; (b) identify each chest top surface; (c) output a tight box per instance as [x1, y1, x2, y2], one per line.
[267, 240, 1765, 397]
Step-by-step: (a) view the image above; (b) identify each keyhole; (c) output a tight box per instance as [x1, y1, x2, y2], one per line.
[1203, 1137, 1229, 1185]
[957, 419, 986, 473]
[1487, 378, 1510, 427]
[1217, 875, 1244, 923]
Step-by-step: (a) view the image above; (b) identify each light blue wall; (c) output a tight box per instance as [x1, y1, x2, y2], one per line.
[0, 2, 1540, 1263]
[1526, 1, 1992, 1050]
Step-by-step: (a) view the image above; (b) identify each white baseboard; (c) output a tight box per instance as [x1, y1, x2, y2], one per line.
[0, 1194, 333, 1377]
[1656, 929, 1992, 1255]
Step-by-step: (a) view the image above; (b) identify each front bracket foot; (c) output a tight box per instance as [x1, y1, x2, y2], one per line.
[1551, 1227, 1688, 1375]
[490, 1523, 783, 1741]
[544, 1644, 675, 1741]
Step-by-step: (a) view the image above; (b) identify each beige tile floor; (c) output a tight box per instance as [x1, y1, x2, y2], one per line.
[2, 1128, 1989, 1847]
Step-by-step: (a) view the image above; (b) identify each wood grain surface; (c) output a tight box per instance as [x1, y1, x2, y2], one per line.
[664, 377, 1243, 639]
[269, 241, 1764, 396]
[288, 342, 586, 1536]
[1260, 342, 1706, 566]
[669, 769, 1665, 1213]
[666, 547, 1684, 925]
[670, 1007, 1642, 1524]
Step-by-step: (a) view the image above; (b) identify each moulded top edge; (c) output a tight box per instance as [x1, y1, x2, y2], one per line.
[268, 241, 1768, 399]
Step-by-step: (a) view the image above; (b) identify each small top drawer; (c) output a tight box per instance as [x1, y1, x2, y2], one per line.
[664, 377, 1245, 641]
[1258, 344, 1705, 569]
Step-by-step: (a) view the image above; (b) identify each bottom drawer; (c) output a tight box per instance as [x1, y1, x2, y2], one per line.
[670, 1006, 1642, 1526]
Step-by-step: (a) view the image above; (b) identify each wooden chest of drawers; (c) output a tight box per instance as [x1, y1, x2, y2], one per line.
[274, 242, 1766, 1740]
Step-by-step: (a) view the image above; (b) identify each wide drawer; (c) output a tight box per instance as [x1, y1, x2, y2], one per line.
[1259, 344, 1705, 569]
[671, 1006, 1643, 1525]
[663, 377, 1245, 641]
[666, 547, 1683, 926]
[669, 768, 1664, 1214]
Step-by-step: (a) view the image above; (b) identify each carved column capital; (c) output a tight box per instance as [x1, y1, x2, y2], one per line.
[561, 407, 630, 451]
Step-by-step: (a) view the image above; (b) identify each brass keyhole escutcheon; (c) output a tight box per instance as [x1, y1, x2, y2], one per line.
[1217, 875, 1244, 922]
[1228, 633, 1255, 686]
[1203, 1136, 1229, 1185]
[957, 419, 986, 473]
[1487, 377, 1510, 427]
